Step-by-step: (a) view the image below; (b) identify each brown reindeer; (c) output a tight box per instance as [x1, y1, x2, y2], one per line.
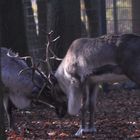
[50, 34, 140, 136]
[116, 34, 140, 85]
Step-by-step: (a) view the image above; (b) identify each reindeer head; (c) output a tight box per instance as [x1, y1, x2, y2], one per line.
[41, 31, 68, 117]
[19, 59, 68, 118]
[32, 75, 67, 118]
[17, 31, 67, 118]
[47, 74, 67, 118]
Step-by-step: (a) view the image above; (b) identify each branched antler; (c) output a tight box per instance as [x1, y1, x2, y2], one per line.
[7, 49, 48, 88]
[40, 31, 63, 84]
[46, 31, 63, 61]
[19, 56, 49, 89]
[7, 31, 62, 93]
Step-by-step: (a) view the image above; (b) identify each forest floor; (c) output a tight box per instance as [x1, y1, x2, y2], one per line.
[6, 85, 140, 140]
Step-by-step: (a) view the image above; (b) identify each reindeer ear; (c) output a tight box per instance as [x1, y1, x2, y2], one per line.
[49, 74, 57, 85]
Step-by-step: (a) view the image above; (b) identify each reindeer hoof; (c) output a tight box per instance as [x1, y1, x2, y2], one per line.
[75, 127, 84, 136]
[75, 125, 96, 136]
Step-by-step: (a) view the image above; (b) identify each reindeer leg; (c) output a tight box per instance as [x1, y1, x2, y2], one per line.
[75, 83, 98, 136]
[75, 84, 87, 136]
[88, 84, 98, 134]
[3, 95, 15, 130]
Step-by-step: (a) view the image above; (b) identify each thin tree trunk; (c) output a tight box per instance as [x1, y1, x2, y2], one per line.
[84, 0, 98, 37]
[84, 0, 106, 37]
[1, 0, 28, 56]
[36, 0, 48, 73]
[0, 1, 6, 138]
[22, 0, 40, 59]
[0, 80, 6, 140]
[132, 0, 140, 34]
[37, 0, 47, 48]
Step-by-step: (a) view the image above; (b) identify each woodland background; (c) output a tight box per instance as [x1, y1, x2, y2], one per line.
[0, 0, 140, 139]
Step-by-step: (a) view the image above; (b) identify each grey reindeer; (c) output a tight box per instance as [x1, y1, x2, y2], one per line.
[49, 33, 140, 136]
[1, 47, 67, 130]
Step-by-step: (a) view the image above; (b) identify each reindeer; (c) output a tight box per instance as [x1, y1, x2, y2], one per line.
[48, 34, 140, 136]
[1, 46, 67, 130]
[116, 34, 140, 85]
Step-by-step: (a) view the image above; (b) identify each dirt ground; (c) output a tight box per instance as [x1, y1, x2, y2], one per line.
[6, 87, 140, 140]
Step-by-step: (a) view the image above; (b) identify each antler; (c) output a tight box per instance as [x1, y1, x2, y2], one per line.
[22, 31, 62, 85]
[7, 49, 49, 87]
[19, 56, 50, 88]
[37, 31, 62, 84]
[45, 31, 62, 73]
[48, 34, 62, 61]
[7, 31, 62, 90]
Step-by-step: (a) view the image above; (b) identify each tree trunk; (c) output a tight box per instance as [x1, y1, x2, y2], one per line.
[0, 1, 6, 139]
[84, 0, 106, 37]
[22, 0, 40, 61]
[1, 0, 28, 56]
[36, 0, 48, 73]
[37, 0, 47, 49]
[0, 80, 6, 140]
[132, 0, 140, 34]
[47, 0, 81, 70]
